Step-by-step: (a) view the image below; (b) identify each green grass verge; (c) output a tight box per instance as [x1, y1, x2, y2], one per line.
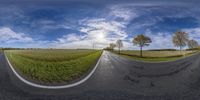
[5, 50, 102, 84]
[0, 49, 3, 53]
[113, 50, 199, 62]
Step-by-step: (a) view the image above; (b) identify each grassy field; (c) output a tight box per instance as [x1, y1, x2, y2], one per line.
[115, 50, 199, 62]
[5, 49, 102, 84]
[0, 49, 3, 53]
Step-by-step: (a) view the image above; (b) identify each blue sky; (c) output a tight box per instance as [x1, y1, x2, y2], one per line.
[0, 0, 200, 49]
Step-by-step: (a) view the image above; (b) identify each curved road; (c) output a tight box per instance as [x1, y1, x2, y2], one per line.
[1, 51, 200, 100]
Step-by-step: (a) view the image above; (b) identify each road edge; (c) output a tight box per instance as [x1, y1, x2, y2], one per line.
[4, 51, 103, 89]
[111, 51, 200, 64]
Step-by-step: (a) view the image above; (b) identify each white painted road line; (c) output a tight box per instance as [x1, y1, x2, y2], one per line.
[5, 51, 103, 89]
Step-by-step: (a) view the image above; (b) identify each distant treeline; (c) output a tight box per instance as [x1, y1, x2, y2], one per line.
[0, 48, 97, 51]
[148, 49, 177, 51]
[185, 48, 200, 51]
[0, 48, 43, 50]
[105, 48, 200, 51]
[147, 48, 199, 51]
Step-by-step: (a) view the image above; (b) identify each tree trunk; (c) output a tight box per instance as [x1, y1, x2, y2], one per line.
[180, 46, 185, 56]
[119, 47, 120, 54]
[140, 46, 143, 57]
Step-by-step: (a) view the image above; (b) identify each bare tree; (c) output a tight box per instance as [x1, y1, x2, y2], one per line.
[188, 39, 199, 49]
[116, 40, 123, 54]
[172, 31, 189, 51]
[132, 34, 152, 57]
[109, 43, 116, 51]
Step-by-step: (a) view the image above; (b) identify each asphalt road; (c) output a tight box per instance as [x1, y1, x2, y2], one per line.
[1, 51, 200, 100]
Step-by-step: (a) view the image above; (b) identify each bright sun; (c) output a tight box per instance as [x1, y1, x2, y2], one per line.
[97, 33, 105, 40]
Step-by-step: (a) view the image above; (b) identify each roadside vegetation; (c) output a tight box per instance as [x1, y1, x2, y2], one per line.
[5, 49, 102, 84]
[116, 50, 198, 62]
[0, 48, 3, 53]
[104, 30, 199, 62]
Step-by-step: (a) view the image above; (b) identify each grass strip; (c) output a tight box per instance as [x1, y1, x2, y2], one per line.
[112, 50, 199, 62]
[6, 50, 102, 84]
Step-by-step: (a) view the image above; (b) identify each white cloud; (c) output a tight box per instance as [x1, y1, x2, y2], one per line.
[0, 27, 53, 48]
[50, 16, 130, 49]
[52, 39, 93, 49]
[78, 18, 128, 48]
[52, 4, 139, 49]
[57, 33, 86, 43]
[0, 27, 33, 43]
[142, 27, 200, 50]
[183, 28, 200, 41]
[144, 29, 175, 49]
[80, 18, 127, 40]
[108, 4, 138, 21]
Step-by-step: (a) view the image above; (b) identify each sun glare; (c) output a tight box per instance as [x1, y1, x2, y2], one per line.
[96, 33, 105, 40]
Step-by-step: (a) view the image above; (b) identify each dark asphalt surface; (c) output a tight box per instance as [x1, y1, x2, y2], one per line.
[1, 51, 200, 100]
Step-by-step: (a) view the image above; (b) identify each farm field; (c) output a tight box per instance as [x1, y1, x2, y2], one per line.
[0, 49, 3, 53]
[114, 50, 199, 62]
[5, 49, 102, 84]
